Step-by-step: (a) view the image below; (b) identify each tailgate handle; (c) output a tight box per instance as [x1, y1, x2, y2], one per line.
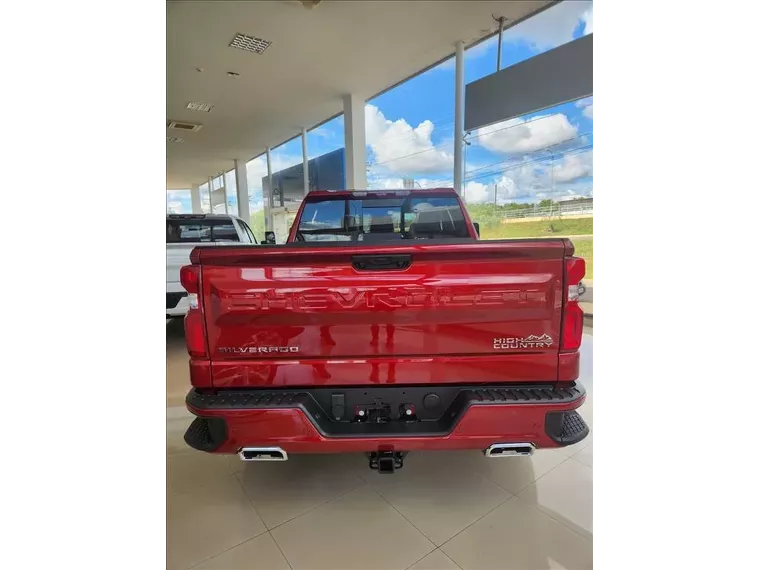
[352, 254, 412, 271]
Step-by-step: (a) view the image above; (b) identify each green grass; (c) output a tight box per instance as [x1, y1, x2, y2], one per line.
[572, 238, 593, 280]
[478, 217, 593, 280]
[478, 217, 593, 239]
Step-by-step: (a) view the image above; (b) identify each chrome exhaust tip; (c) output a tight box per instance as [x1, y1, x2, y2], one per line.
[484, 443, 535, 458]
[238, 447, 288, 461]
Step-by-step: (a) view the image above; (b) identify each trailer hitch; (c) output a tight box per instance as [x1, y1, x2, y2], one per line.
[368, 451, 407, 474]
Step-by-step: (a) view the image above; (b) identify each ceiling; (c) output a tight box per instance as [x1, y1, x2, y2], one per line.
[166, 0, 554, 189]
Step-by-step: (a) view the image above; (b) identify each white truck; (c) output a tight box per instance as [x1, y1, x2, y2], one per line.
[166, 214, 259, 317]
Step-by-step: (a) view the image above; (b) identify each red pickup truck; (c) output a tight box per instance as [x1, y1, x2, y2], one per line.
[181, 189, 588, 473]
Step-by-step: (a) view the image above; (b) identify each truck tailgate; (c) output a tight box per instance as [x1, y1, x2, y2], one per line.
[195, 240, 569, 387]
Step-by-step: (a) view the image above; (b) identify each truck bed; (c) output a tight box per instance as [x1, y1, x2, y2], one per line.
[192, 238, 570, 388]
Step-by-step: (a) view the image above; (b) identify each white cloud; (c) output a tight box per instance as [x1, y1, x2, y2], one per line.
[308, 127, 335, 140]
[464, 181, 490, 204]
[581, 6, 593, 35]
[582, 103, 601, 121]
[575, 97, 593, 120]
[464, 149, 593, 204]
[365, 105, 452, 174]
[166, 200, 188, 214]
[369, 177, 404, 190]
[503, 0, 593, 50]
[465, 162, 547, 204]
[246, 158, 267, 189]
[552, 150, 593, 183]
[368, 177, 453, 190]
[166, 190, 192, 214]
[245, 154, 303, 195]
[473, 114, 578, 155]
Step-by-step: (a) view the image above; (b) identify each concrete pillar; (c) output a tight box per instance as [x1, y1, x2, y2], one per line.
[265, 147, 273, 231]
[234, 160, 250, 222]
[190, 184, 202, 214]
[453, 40, 465, 195]
[343, 94, 367, 189]
[302, 127, 309, 196]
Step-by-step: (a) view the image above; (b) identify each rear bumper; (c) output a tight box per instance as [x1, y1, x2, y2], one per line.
[184, 383, 589, 454]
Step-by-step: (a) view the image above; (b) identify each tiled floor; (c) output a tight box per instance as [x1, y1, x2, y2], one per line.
[167, 320, 593, 570]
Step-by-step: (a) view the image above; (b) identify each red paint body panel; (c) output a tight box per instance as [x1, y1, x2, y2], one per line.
[188, 394, 585, 454]
[557, 352, 580, 382]
[209, 353, 561, 388]
[196, 239, 568, 388]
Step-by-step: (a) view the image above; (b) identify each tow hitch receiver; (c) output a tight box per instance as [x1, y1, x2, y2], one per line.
[368, 451, 406, 474]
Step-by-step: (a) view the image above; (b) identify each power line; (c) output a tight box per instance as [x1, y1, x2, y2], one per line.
[367, 143, 592, 192]
[464, 143, 593, 181]
[465, 113, 575, 142]
[372, 125, 590, 174]
[465, 145, 592, 192]
[371, 142, 453, 167]
[366, 124, 455, 165]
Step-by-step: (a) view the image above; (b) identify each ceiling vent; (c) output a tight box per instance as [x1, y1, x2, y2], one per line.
[166, 136, 184, 143]
[167, 120, 203, 132]
[186, 101, 213, 112]
[229, 33, 271, 54]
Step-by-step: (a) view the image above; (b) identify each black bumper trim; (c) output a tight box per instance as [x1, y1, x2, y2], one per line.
[166, 292, 188, 309]
[545, 410, 590, 445]
[186, 383, 585, 440]
[184, 416, 228, 452]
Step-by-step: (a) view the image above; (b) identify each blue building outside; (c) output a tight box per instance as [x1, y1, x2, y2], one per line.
[264, 147, 346, 204]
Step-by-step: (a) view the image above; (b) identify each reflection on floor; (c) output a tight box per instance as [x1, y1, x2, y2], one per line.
[167, 320, 593, 570]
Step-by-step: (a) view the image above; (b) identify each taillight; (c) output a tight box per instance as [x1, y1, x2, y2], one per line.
[180, 265, 206, 358]
[184, 310, 207, 358]
[180, 265, 200, 309]
[179, 265, 198, 293]
[561, 256, 586, 352]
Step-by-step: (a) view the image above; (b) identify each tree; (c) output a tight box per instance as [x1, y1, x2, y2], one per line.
[250, 209, 266, 242]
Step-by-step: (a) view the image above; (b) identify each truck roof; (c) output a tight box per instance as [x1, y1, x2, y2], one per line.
[304, 188, 458, 198]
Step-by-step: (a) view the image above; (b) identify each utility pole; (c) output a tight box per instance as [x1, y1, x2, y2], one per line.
[496, 16, 505, 72]
[453, 40, 465, 194]
[494, 184, 498, 205]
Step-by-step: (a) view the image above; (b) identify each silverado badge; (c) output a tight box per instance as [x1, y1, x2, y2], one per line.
[217, 346, 299, 354]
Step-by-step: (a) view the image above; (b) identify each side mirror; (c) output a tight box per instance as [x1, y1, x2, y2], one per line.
[264, 231, 276, 244]
[473, 222, 480, 237]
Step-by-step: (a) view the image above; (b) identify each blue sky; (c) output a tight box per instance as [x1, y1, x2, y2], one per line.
[167, 1, 593, 214]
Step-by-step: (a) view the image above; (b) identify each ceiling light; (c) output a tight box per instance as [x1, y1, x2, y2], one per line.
[186, 101, 213, 112]
[167, 120, 203, 131]
[229, 33, 271, 54]
[166, 136, 184, 143]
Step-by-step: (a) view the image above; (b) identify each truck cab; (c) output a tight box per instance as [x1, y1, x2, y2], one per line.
[166, 214, 258, 317]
